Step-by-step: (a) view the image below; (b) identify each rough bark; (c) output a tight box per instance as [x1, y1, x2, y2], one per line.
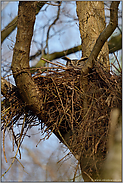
[76, 1, 109, 68]
[31, 31, 122, 67]
[76, 1, 120, 181]
[10, 1, 121, 182]
[10, 1, 70, 146]
[76, 1, 120, 75]
[11, 2, 45, 118]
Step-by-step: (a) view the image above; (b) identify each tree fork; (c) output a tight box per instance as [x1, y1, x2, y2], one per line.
[11, 2, 45, 118]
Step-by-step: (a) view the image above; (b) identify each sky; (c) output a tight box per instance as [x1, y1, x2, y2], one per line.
[1, 1, 122, 181]
[1, 2, 80, 181]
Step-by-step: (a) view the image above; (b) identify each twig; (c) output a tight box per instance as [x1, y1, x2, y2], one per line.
[1, 116, 26, 177]
[83, 171, 94, 182]
[51, 77, 66, 115]
[73, 161, 79, 182]
[45, 2, 61, 50]
[71, 80, 75, 131]
[41, 57, 66, 68]
[46, 2, 62, 6]
[113, 52, 122, 72]
[111, 62, 121, 73]
[56, 61, 66, 66]
[57, 152, 70, 164]
[3, 127, 8, 163]
[57, 129, 71, 153]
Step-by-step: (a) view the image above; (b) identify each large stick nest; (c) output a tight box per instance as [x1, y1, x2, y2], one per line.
[1, 62, 122, 161]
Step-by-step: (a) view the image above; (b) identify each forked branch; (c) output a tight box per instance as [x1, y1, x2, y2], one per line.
[82, 1, 120, 75]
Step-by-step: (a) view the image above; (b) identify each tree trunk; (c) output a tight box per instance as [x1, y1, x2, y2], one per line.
[76, 1, 121, 181]
[76, 1, 109, 69]
[10, 1, 121, 182]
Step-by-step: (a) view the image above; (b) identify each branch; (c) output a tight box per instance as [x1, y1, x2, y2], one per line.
[10, 2, 70, 146]
[30, 45, 82, 62]
[30, 32, 121, 66]
[108, 33, 122, 53]
[11, 2, 45, 117]
[1, 17, 17, 44]
[82, 1, 120, 74]
[1, 1, 46, 44]
[44, 2, 61, 52]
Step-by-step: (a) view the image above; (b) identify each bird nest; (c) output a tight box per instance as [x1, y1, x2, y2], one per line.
[1, 61, 122, 163]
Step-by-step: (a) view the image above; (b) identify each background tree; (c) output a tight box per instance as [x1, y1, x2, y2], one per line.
[1, 1, 122, 181]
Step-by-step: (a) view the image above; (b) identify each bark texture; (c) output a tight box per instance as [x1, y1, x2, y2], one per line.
[76, 1, 120, 181]
[76, 1, 109, 68]
[11, 2, 45, 119]
[10, 1, 121, 182]
[11, 2, 74, 148]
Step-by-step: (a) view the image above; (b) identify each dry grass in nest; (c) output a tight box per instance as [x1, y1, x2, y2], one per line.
[1, 61, 122, 163]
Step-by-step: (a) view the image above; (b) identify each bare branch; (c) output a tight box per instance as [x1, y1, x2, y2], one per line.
[1, 2, 46, 44]
[29, 45, 82, 62]
[30, 33, 121, 65]
[45, 2, 61, 53]
[1, 17, 17, 44]
[108, 33, 122, 53]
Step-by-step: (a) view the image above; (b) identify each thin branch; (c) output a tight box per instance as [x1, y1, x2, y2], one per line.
[1, 2, 46, 44]
[2, 128, 8, 163]
[1, 16, 18, 44]
[83, 171, 94, 182]
[30, 33, 121, 65]
[29, 45, 82, 61]
[2, 116, 26, 177]
[111, 63, 121, 73]
[113, 52, 122, 71]
[45, 2, 61, 52]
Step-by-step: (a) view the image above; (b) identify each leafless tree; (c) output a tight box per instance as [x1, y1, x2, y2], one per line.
[1, 1, 121, 181]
